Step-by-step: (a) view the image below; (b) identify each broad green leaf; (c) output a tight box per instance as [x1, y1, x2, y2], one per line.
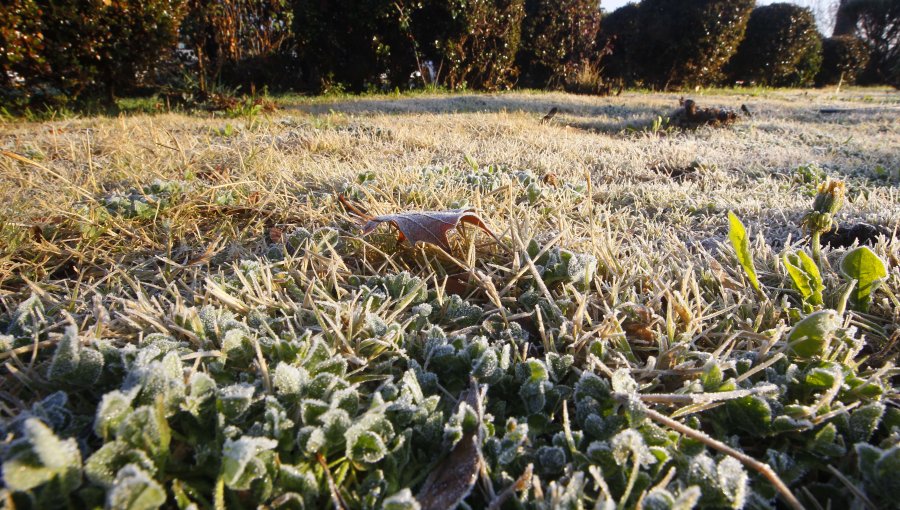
[106, 464, 166, 510]
[725, 396, 772, 436]
[85, 441, 156, 488]
[346, 429, 387, 463]
[116, 403, 171, 463]
[221, 436, 277, 490]
[787, 309, 841, 358]
[2, 418, 82, 493]
[727, 212, 760, 292]
[783, 251, 823, 308]
[848, 403, 885, 443]
[840, 246, 888, 312]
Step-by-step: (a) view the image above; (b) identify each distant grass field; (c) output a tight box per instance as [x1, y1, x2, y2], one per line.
[0, 88, 898, 509]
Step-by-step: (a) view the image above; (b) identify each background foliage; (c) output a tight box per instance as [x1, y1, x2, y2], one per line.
[728, 3, 824, 87]
[517, 0, 603, 92]
[816, 35, 871, 85]
[0, 1, 898, 107]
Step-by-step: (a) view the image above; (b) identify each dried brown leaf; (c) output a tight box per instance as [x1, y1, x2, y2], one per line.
[417, 388, 481, 510]
[362, 209, 501, 253]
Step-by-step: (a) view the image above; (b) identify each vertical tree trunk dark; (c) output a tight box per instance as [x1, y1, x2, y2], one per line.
[833, 0, 857, 36]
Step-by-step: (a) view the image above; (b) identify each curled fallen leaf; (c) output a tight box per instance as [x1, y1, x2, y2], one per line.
[339, 194, 501, 254]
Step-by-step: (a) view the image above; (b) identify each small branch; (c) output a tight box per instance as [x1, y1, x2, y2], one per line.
[617, 394, 805, 510]
[316, 453, 347, 510]
[639, 384, 779, 405]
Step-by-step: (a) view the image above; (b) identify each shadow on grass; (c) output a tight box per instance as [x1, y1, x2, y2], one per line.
[286, 94, 680, 134]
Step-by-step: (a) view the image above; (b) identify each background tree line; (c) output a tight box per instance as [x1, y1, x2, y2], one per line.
[0, 0, 897, 109]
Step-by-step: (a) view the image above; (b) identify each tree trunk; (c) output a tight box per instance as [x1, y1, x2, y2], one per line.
[833, 0, 857, 36]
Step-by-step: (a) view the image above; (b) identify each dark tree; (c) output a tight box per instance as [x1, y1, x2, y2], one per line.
[634, 0, 755, 89]
[413, 0, 526, 91]
[182, 0, 295, 92]
[728, 3, 823, 87]
[833, 0, 900, 83]
[518, 0, 602, 91]
[1, 0, 186, 107]
[598, 3, 643, 87]
[816, 35, 871, 85]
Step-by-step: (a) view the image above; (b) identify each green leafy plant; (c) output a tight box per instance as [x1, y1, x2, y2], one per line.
[783, 250, 824, 312]
[727, 211, 760, 292]
[840, 246, 888, 312]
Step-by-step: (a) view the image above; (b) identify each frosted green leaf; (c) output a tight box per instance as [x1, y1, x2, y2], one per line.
[804, 366, 839, 389]
[116, 405, 171, 461]
[546, 352, 574, 382]
[563, 250, 597, 290]
[47, 326, 103, 384]
[808, 423, 846, 458]
[296, 426, 327, 455]
[472, 348, 499, 381]
[85, 441, 156, 488]
[400, 369, 424, 404]
[221, 436, 277, 489]
[611, 368, 638, 395]
[787, 309, 841, 358]
[611, 429, 655, 467]
[7, 293, 45, 337]
[725, 395, 772, 435]
[702, 361, 723, 391]
[181, 372, 216, 416]
[848, 403, 885, 443]
[346, 429, 387, 463]
[840, 246, 888, 312]
[75, 348, 104, 385]
[673, 486, 702, 510]
[221, 328, 251, 359]
[521, 359, 548, 383]
[2, 418, 82, 493]
[218, 383, 255, 419]
[94, 389, 137, 440]
[188, 372, 216, 398]
[273, 363, 306, 396]
[319, 408, 351, 445]
[783, 251, 824, 308]
[871, 446, 900, 497]
[536, 445, 567, 476]
[160, 350, 183, 379]
[519, 380, 546, 415]
[383, 488, 421, 510]
[106, 464, 166, 510]
[727, 211, 760, 292]
[716, 457, 748, 509]
[332, 387, 360, 415]
[279, 463, 319, 497]
[642, 488, 676, 510]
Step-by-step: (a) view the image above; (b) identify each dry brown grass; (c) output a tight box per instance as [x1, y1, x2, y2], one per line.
[2, 88, 898, 284]
[1, 87, 897, 367]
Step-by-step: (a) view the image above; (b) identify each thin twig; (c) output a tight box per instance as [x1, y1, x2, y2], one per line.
[621, 395, 805, 510]
[316, 453, 347, 510]
[639, 384, 779, 405]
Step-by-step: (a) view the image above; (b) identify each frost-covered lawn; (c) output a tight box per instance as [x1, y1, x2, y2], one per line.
[1, 88, 898, 509]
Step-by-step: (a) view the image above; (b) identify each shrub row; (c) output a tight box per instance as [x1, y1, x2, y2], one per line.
[599, 1, 888, 89]
[1, 0, 897, 107]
